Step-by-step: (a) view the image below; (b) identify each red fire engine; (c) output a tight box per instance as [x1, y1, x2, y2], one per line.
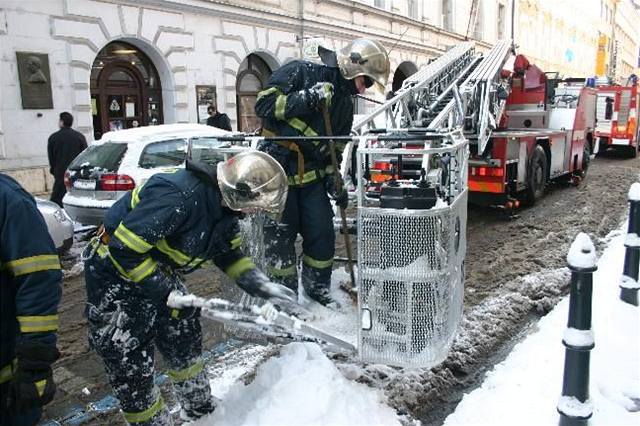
[594, 79, 639, 158]
[468, 55, 596, 209]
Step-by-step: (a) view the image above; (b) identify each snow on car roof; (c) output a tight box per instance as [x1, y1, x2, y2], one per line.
[97, 123, 231, 144]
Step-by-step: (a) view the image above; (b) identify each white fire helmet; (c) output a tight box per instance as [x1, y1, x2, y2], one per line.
[217, 150, 288, 218]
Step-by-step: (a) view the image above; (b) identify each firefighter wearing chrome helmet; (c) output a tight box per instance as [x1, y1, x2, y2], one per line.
[82, 151, 293, 425]
[255, 38, 390, 307]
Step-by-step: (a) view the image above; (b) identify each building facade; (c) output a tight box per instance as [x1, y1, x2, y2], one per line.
[2, 0, 637, 194]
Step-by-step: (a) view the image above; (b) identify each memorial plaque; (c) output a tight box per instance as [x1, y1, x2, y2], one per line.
[16, 52, 53, 109]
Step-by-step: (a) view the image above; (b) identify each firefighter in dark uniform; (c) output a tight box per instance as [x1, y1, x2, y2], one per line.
[83, 151, 294, 425]
[255, 39, 389, 306]
[0, 173, 62, 426]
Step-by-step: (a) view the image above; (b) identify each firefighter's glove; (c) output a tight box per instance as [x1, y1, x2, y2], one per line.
[325, 174, 348, 209]
[147, 272, 199, 319]
[309, 82, 333, 110]
[236, 268, 297, 305]
[6, 342, 60, 413]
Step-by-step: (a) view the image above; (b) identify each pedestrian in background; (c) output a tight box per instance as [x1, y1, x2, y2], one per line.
[47, 112, 87, 207]
[206, 105, 232, 131]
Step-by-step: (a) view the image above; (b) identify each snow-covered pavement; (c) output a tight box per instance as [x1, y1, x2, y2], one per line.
[444, 225, 640, 426]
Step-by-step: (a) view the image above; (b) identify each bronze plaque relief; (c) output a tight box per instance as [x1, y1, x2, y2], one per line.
[16, 52, 53, 109]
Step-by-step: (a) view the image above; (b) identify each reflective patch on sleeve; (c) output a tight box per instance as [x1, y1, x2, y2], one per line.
[17, 314, 59, 333]
[275, 94, 287, 120]
[230, 234, 243, 250]
[225, 257, 256, 280]
[114, 222, 153, 254]
[4, 255, 61, 277]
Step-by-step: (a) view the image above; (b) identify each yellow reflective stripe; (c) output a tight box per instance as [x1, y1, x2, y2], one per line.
[17, 314, 59, 333]
[127, 257, 158, 283]
[123, 395, 165, 424]
[267, 264, 297, 277]
[287, 169, 326, 186]
[275, 94, 287, 120]
[230, 234, 243, 250]
[225, 257, 256, 280]
[303, 254, 333, 269]
[114, 223, 153, 254]
[130, 185, 144, 209]
[156, 239, 191, 266]
[4, 255, 60, 277]
[257, 87, 280, 101]
[167, 360, 204, 382]
[288, 117, 318, 137]
[35, 379, 47, 397]
[171, 309, 180, 319]
[0, 359, 18, 384]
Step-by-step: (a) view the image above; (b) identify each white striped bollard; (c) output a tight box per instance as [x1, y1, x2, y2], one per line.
[557, 233, 597, 426]
[620, 182, 640, 306]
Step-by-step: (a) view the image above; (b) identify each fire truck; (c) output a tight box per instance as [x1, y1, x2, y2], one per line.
[349, 43, 596, 212]
[594, 78, 639, 158]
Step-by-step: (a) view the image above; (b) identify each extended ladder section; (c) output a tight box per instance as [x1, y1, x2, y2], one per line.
[427, 40, 513, 154]
[351, 41, 477, 134]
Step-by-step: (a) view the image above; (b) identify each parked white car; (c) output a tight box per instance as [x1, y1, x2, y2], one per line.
[36, 198, 74, 252]
[63, 123, 246, 225]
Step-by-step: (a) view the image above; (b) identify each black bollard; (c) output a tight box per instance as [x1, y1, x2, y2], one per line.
[558, 233, 597, 426]
[620, 182, 640, 306]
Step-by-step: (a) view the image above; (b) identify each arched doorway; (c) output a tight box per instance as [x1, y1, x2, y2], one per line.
[90, 41, 163, 139]
[236, 54, 273, 133]
[391, 61, 419, 93]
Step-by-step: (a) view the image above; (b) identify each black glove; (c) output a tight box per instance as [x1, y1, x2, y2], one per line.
[325, 174, 348, 209]
[236, 268, 297, 304]
[307, 82, 333, 110]
[7, 341, 60, 413]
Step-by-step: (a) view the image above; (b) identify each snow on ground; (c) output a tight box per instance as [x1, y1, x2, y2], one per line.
[444, 225, 640, 426]
[194, 342, 400, 426]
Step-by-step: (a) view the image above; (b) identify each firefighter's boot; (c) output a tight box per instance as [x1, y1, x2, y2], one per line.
[302, 266, 341, 309]
[172, 369, 216, 421]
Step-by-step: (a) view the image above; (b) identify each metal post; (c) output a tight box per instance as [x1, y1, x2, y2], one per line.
[620, 183, 640, 306]
[558, 233, 597, 426]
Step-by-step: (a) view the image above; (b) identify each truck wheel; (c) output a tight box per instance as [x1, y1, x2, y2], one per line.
[524, 145, 547, 205]
[626, 144, 638, 159]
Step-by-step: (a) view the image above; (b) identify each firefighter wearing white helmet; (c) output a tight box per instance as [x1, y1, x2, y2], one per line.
[255, 38, 390, 307]
[82, 151, 294, 425]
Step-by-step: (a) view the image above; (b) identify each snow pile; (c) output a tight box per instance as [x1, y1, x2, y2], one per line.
[444, 227, 640, 426]
[628, 182, 640, 201]
[566, 232, 596, 269]
[195, 343, 400, 426]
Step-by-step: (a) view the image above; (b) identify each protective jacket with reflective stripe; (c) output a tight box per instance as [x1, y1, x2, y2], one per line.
[102, 167, 254, 291]
[0, 173, 62, 377]
[255, 60, 356, 184]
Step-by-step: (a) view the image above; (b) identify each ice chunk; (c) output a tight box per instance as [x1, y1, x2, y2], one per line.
[566, 232, 596, 269]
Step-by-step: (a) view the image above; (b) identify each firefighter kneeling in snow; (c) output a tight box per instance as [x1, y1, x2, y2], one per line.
[83, 151, 294, 425]
[0, 173, 62, 426]
[255, 38, 390, 306]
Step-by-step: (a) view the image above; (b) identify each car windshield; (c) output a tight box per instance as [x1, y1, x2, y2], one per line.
[189, 137, 232, 165]
[139, 139, 188, 169]
[69, 143, 128, 172]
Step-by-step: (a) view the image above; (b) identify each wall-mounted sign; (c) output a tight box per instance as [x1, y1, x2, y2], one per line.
[196, 85, 217, 124]
[16, 52, 53, 109]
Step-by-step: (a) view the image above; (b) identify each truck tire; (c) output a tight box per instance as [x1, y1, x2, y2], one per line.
[626, 144, 638, 159]
[524, 145, 547, 206]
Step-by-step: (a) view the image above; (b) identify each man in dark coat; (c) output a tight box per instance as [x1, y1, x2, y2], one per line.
[255, 38, 389, 307]
[206, 105, 232, 131]
[47, 112, 88, 206]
